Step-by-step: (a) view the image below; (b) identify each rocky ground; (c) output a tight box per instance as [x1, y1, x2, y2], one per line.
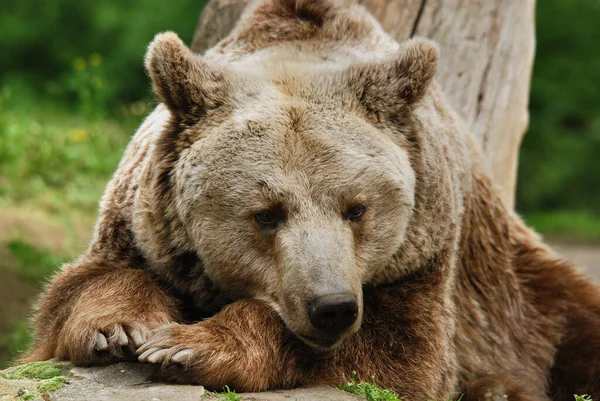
[0, 361, 363, 401]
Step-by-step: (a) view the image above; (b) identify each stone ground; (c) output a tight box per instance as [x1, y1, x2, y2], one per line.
[0, 362, 363, 401]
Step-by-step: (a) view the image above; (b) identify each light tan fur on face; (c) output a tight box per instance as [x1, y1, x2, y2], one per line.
[168, 85, 418, 345]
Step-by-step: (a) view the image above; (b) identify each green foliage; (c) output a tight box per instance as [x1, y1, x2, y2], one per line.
[523, 211, 600, 243]
[219, 386, 242, 401]
[516, 0, 600, 216]
[575, 395, 592, 401]
[8, 241, 70, 283]
[0, 0, 207, 112]
[336, 372, 404, 401]
[0, 86, 142, 215]
[67, 53, 110, 116]
[0, 319, 32, 369]
[337, 372, 464, 401]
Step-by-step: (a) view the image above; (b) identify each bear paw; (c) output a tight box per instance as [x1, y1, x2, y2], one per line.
[136, 321, 271, 390]
[57, 322, 156, 365]
[136, 323, 198, 365]
[95, 323, 149, 350]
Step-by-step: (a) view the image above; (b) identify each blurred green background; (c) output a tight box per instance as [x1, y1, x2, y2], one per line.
[0, 0, 599, 368]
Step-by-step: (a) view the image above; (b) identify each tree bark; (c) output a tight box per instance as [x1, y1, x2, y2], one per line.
[190, 0, 536, 209]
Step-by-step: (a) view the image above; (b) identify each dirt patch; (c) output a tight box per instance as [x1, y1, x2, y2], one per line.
[0, 247, 36, 365]
[0, 207, 72, 333]
[0, 208, 71, 254]
[0, 266, 35, 327]
[0, 206, 87, 367]
[551, 242, 600, 283]
[0, 246, 36, 326]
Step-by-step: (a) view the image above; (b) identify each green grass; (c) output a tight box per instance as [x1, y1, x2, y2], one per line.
[523, 210, 600, 243]
[0, 319, 32, 369]
[0, 242, 71, 367]
[336, 374, 593, 401]
[218, 386, 242, 401]
[8, 241, 70, 283]
[0, 86, 145, 219]
[14, 389, 36, 401]
[336, 372, 404, 401]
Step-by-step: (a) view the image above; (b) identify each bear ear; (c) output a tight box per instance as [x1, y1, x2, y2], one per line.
[352, 38, 439, 110]
[145, 32, 229, 119]
[272, 0, 336, 25]
[391, 38, 439, 104]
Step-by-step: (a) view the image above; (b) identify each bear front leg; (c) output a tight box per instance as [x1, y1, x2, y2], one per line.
[139, 288, 459, 397]
[137, 299, 301, 391]
[137, 299, 299, 391]
[25, 258, 180, 365]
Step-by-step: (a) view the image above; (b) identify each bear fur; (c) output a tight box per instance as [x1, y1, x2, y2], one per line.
[25, 0, 600, 399]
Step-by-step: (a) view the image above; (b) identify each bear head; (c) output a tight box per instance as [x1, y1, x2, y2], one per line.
[138, 30, 443, 349]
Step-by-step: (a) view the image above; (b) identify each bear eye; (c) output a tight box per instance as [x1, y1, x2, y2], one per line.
[345, 204, 366, 221]
[254, 206, 285, 228]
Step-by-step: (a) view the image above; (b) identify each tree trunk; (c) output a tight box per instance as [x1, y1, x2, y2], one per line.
[190, 0, 536, 209]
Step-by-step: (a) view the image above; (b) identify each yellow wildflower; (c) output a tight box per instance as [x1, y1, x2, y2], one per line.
[89, 53, 102, 66]
[69, 128, 90, 143]
[92, 77, 104, 89]
[72, 57, 86, 71]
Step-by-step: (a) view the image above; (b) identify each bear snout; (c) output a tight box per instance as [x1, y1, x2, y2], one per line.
[307, 292, 358, 335]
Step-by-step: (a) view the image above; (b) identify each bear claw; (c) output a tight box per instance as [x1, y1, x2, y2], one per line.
[94, 324, 149, 353]
[136, 344, 193, 365]
[147, 349, 170, 364]
[95, 332, 109, 351]
[136, 325, 197, 365]
[171, 349, 193, 363]
[137, 347, 161, 362]
[483, 388, 508, 401]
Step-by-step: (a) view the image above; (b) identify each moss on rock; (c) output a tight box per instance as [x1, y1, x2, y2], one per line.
[1, 361, 71, 380]
[1, 361, 71, 399]
[37, 375, 69, 393]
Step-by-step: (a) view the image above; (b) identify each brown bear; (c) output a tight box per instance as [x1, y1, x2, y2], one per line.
[25, 0, 600, 400]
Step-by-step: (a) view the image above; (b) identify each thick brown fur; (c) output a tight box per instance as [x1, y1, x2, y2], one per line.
[26, 1, 600, 400]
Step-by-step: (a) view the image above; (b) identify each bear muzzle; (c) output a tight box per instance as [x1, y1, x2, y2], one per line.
[291, 292, 360, 349]
[308, 292, 358, 333]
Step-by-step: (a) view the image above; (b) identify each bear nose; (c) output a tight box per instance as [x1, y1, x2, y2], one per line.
[308, 293, 358, 333]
